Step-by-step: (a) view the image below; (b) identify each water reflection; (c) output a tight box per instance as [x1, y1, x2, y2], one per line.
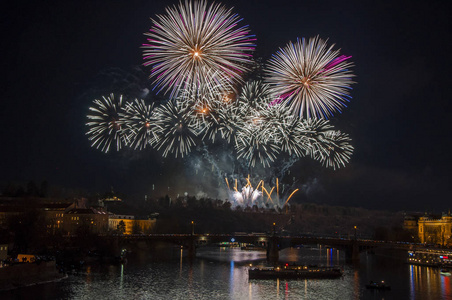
[442, 275, 450, 298]
[400, 263, 450, 300]
[353, 269, 359, 300]
[119, 264, 123, 290]
[409, 265, 415, 299]
[284, 281, 289, 299]
[230, 261, 234, 295]
[179, 247, 183, 276]
[304, 279, 307, 298]
[2, 246, 452, 300]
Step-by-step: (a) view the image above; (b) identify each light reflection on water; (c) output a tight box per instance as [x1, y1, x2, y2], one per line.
[1, 246, 452, 300]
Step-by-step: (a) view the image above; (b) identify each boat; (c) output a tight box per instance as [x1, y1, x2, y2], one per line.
[248, 265, 343, 279]
[366, 281, 391, 290]
[440, 269, 451, 276]
[241, 245, 266, 251]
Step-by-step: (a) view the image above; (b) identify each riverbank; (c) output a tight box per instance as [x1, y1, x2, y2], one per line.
[0, 261, 66, 291]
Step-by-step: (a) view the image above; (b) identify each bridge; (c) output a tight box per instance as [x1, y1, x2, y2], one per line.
[103, 233, 424, 263]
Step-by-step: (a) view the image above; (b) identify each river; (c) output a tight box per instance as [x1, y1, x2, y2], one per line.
[1, 245, 451, 299]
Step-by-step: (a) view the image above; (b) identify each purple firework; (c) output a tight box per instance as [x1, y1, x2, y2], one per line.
[142, 0, 256, 98]
[266, 36, 355, 119]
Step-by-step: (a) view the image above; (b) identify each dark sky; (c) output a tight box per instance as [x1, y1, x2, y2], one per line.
[1, 0, 450, 211]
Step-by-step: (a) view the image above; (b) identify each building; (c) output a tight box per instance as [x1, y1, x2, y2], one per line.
[63, 208, 109, 235]
[98, 188, 122, 208]
[0, 197, 74, 233]
[0, 244, 7, 261]
[0, 206, 25, 227]
[403, 215, 418, 231]
[42, 202, 75, 234]
[109, 214, 156, 235]
[418, 212, 452, 246]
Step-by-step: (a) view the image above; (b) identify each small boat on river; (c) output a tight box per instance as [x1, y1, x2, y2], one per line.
[248, 265, 343, 280]
[241, 245, 266, 251]
[440, 269, 451, 276]
[366, 281, 391, 290]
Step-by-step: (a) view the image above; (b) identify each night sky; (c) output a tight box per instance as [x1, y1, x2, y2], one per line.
[1, 0, 450, 211]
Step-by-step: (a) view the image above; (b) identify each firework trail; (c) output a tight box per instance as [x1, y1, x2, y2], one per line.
[86, 93, 126, 153]
[226, 175, 299, 209]
[266, 36, 354, 119]
[142, 0, 255, 97]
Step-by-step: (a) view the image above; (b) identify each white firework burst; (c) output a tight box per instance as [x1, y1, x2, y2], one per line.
[142, 0, 255, 97]
[313, 130, 354, 170]
[235, 123, 280, 168]
[233, 185, 262, 207]
[120, 99, 156, 150]
[152, 100, 197, 158]
[266, 36, 354, 119]
[86, 94, 126, 153]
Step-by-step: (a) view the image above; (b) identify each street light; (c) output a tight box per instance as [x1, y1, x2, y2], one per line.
[354, 226, 357, 240]
[191, 220, 194, 235]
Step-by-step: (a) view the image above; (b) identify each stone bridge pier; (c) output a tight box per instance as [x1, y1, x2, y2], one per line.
[267, 236, 279, 262]
[187, 235, 197, 259]
[344, 240, 360, 263]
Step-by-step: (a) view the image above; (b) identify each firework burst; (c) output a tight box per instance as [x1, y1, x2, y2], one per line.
[235, 124, 280, 168]
[313, 130, 354, 170]
[266, 36, 354, 119]
[120, 99, 156, 150]
[238, 80, 271, 111]
[260, 104, 309, 157]
[152, 99, 197, 157]
[142, 0, 255, 97]
[179, 70, 236, 142]
[86, 94, 126, 153]
[217, 103, 243, 144]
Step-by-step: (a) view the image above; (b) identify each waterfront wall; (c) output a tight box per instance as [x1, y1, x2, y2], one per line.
[0, 261, 65, 291]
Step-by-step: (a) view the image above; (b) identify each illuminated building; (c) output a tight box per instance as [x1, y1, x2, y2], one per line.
[418, 212, 452, 246]
[42, 202, 75, 233]
[108, 214, 156, 234]
[98, 187, 123, 208]
[403, 215, 418, 231]
[63, 208, 109, 235]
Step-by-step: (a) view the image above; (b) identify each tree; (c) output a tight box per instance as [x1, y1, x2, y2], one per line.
[39, 181, 48, 198]
[132, 220, 141, 234]
[26, 181, 39, 197]
[222, 201, 232, 210]
[2, 182, 18, 196]
[117, 220, 126, 234]
[7, 209, 47, 253]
